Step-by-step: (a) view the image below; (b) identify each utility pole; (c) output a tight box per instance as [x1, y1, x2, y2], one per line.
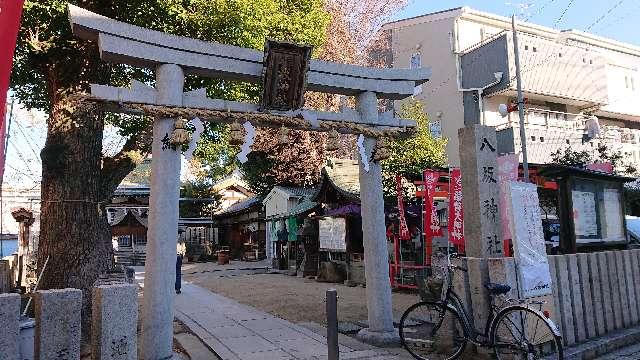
[511, 15, 530, 181]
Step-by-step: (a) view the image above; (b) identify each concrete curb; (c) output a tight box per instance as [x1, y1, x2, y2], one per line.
[564, 325, 640, 359]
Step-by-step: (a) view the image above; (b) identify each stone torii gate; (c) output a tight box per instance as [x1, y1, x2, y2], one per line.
[68, 5, 431, 359]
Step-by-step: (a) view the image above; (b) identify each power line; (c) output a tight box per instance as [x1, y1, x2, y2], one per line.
[586, 0, 626, 31]
[523, 0, 559, 21]
[553, 0, 576, 28]
[7, 138, 37, 178]
[14, 120, 42, 164]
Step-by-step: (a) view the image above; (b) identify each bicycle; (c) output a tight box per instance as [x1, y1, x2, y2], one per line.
[399, 255, 563, 360]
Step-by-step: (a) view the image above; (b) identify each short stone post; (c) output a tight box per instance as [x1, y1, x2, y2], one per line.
[34, 288, 82, 360]
[458, 125, 503, 258]
[355, 91, 399, 346]
[0, 293, 20, 360]
[92, 284, 138, 360]
[141, 63, 184, 360]
[326, 289, 339, 360]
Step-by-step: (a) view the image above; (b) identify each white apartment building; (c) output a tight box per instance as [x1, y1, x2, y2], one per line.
[383, 7, 640, 169]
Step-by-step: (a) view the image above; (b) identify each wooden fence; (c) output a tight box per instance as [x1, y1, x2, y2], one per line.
[454, 250, 640, 347]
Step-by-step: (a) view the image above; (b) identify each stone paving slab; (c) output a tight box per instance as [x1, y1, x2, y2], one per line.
[174, 282, 402, 360]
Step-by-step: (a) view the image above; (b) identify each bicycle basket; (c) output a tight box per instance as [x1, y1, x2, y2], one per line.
[416, 275, 444, 302]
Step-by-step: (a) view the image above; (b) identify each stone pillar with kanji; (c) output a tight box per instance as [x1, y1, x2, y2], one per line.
[458, 125, 504, 331]
[458, 125, 503, 258]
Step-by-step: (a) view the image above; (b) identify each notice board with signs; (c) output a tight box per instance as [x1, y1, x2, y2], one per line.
[508, 182, 553, 298]
[319, 217, 347, 252]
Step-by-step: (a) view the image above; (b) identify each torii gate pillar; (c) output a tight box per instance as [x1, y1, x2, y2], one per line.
[142, 63, 184, 360]
[356, 91, 400, 346]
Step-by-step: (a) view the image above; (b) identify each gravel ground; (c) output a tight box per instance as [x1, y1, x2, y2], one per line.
[182, 261, 420, 326]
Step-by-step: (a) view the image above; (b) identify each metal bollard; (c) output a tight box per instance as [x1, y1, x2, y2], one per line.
[326, 288, 339, 360]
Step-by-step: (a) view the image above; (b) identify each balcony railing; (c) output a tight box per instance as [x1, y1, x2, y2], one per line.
[495, 108, 640, 167]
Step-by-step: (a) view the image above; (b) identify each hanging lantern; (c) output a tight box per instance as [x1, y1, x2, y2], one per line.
[229, 122, 245, 146]
[325, 129, 341, 152]
[372, 137, 390, 162]
[279, 126, 290, 145]
[169, 119, 191, 147]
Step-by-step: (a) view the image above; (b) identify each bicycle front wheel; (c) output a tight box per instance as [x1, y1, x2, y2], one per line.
[491, 305, 563, 360]
[399, 301, 467, 360]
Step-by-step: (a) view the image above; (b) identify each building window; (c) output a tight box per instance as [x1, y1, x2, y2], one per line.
[118, 235, 132, 247]
[540, 136, 545, 142]
[524, 45, 529, 51]
[625, 76, 629, 88]
[410, 53, 421, 69]
[134, 234, 147, 246]
[532, 46, 537, 52]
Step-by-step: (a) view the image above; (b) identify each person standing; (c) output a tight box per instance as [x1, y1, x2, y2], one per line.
[175, 253, 183, 294]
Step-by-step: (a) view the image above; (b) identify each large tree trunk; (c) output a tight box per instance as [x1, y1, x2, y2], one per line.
[37, 97, 113, 337]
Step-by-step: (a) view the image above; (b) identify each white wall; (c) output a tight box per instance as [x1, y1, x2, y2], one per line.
[391, 15, 464, 166]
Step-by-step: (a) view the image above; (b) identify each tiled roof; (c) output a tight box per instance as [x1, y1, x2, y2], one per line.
[321, 158, 360, 199]
[274, 186, 316, 199]
[211, 169, 253, 195]
[119, 159, 151, 188]
[213, 196, 261, 217]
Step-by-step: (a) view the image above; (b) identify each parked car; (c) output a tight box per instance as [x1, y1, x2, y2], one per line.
[628, 216, 640, 243]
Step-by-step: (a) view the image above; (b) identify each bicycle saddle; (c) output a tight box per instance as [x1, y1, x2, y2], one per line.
[484, 282, 511, 295]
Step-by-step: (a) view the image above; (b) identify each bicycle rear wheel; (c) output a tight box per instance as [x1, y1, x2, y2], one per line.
[399, 301, 467, 360]
[491, 305, 563, 360]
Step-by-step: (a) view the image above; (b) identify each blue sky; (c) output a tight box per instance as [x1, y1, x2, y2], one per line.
[395, 0, 640, 46]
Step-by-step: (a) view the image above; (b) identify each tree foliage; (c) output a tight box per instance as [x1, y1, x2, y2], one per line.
[381, 100, 447, 198]
[10, 0, 331, 333]
[551, 143, 638, 176]
[179, 180, 221, 218]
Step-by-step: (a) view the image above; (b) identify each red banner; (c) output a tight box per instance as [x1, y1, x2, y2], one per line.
[448, 168, 465, 253]
[0, 0, 26, 181]
[395, 175, 410, 240]
[423, 170, 439, 265]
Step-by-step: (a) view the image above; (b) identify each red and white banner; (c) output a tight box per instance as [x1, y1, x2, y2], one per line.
[0, 0, 26, 182]
[395, 175, 410, 241]
[448, 168, 464, 253]
[423, 170, 439, 265]
[497, 154, 519, 255]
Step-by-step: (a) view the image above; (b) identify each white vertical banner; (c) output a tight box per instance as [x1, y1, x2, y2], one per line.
[508, 181, 553, 298]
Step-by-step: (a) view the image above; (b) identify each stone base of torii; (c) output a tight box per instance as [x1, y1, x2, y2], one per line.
[67, 5, 434, 357]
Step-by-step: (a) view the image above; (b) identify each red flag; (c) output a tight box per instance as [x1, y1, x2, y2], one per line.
[423, 170, 438, 265]
[447, 169, 465, 253]
[0, 0, 25, 181]
[395, 175, 410, 240]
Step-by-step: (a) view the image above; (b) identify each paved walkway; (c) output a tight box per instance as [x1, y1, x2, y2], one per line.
[594, 342, 640, 360]
[174, 282, 404, 360]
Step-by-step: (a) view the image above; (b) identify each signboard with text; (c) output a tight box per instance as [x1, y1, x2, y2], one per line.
[319, 217, 347, 252]
[508, 182, 553, 298]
